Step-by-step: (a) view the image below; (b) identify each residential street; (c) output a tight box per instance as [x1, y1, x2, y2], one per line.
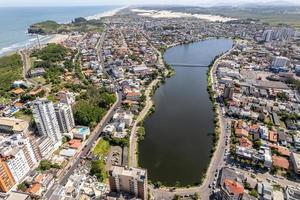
[129, 79, 160, 167]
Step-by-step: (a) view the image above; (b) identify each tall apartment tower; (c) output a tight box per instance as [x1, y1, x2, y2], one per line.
[223, 83, 234, 100]
[0, 135, 37, 187]
[33, 99, 62, 148]
[272, 56, 289, 68]
[54, 103, 75, 133]
[109, 166, 147, 200]
[0, 159, 16, 193]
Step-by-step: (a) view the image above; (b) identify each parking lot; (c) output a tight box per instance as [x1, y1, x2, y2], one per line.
[105, 146, 122, 168]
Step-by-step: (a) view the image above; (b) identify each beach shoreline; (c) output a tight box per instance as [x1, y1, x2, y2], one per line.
[0, 6, 125, 57]
[85, 6, 127, 20]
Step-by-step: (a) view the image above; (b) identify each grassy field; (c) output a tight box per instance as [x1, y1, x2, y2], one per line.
[13, 110, 33, 122]
[93, 139, 110, 156]
[91, 139, 110, 182]
[0, 54, 23, 96]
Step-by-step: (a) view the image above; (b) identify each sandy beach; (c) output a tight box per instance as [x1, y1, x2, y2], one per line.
[86, 6, 127, 20]
[47, 34, 69, 44]
[131, 9, 236, 22]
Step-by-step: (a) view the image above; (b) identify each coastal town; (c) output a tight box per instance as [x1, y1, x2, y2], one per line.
[0, 5, 299, 200]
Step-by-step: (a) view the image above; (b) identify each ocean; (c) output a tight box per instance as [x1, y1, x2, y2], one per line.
[0, 6, 119, 56]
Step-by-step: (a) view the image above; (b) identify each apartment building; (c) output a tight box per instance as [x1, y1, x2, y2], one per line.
[33, 99, 62, 150]
[0, 159, 16, 193]
[109, 166, 147, 200]
[291, 152, 300, 174]
[0, 134, 37, 184]
[54, 103, 75, 133]
[0, 117, 29, 135]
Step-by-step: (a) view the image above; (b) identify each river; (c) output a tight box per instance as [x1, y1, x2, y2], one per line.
[139, 38, 233, 186]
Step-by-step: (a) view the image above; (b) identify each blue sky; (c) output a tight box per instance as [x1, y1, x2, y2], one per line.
[0, 0, 299, 7]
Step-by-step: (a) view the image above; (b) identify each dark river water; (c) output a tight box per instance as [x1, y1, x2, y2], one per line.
[138, 39, 233, 186]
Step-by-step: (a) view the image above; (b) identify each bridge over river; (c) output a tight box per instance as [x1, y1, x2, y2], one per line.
[168, 63, 208, 67]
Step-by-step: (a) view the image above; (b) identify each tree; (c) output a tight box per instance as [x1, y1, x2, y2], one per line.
[99, 92, 116, 108]
[74, 100, 106, 127]
[137, 127, 146, 141]
[153, 181, 162, 188]
[90, 159, 108, 182]
[253, 140, 262, 150]
[17, 182, 28, 192]
[38, 159, 61, 171]
[192, 192, 200, 200]
[249, 189, 259, 198]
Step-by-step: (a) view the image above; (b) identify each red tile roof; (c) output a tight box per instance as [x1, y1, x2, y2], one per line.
[268, 131, 278, 143]
[68, 139, 81, 149]
[235, 128, 249, 138]
[272, 155, 289, 169]
[224, 179, 244, 196]
[239, 137, 253, 148]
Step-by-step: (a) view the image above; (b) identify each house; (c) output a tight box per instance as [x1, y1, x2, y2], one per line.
[68, 139, 81, 149]
[272, 155, 289, 170]
[268, 131, 278, 143]
[10, 88, 25, 96]
[257, 182, 273, 200]
[219, 167, 245, 200]
[221, 179, 244, 199]
[269, 144, 290, 157]
[277, 131, 287, 146]
[239, 137, 253, 148]
[285, 119, 297, 130]
[271, 112, 280, 127]
[235, 128, 249, 138]
[30, 67, 45, 77]
[259, 126, 269, 140]
[125, 91, 141, 101]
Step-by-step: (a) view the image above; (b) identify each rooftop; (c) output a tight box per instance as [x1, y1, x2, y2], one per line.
[0, 117, 29, 133]
[110, 166, 147, 182]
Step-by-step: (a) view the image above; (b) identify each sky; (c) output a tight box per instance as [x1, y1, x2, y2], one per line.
[0, 0, 299, 7]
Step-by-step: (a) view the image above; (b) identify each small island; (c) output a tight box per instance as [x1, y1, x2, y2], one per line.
[28, 17, 104, 34]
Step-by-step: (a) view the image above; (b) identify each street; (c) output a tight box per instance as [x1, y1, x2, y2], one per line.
[44, 92, 122, 199]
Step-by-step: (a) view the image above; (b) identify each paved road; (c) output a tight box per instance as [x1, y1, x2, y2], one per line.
[44, 92, 122, 200]
[19, 50, 37, 86]
[234, 166, 300, 189]
[129, 79, 160, 167]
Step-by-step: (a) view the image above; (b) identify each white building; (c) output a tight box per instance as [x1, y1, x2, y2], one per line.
[262, 30, 273, 42]
[55, 103, 75, 133]
[0, 117, 29, 135]
[291, 152, 300, 174]
[0, 134, 36, 183]
[272, 56, 289, 68]
[38, 137, 55, 158]
[33, 99, 62, 154]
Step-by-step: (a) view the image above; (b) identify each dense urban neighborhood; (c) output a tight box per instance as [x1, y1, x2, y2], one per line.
[0, 5, 300, 200]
